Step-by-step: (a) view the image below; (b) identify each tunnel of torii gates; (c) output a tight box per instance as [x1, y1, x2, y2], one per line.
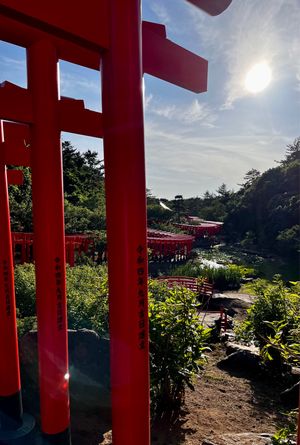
[10, 224, 222, 267]
[0, 1, 296, 445]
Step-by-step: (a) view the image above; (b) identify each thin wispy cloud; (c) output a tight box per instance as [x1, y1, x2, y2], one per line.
[220, 1, 291, 109]
[289, 38, 300, 93]
[144, 93, 153, 110]
[59, 70, 101, 111]
[150, 2, 171, 25]
[190, 0, 300, 109]
[181, 100, 217, 127]
[0, 56, 25, 70]
[147, 96, 217, 128]
[144, 114, 292, 198]
[60, 72, 99, 95]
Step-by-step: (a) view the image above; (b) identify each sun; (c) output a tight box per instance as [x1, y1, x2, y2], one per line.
[245, 62, 272, 94]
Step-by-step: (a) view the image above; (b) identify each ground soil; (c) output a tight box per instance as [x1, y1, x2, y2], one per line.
[72, 345, 287, 445]
[150, 345, 286, 445]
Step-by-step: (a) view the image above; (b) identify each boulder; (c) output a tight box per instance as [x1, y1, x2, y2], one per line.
[291, 367, 300, 384]
[217, 349, 261, 376]
[225, 341, 259, 356]
[209, 293, 256, 317]
[19, 329, 111, 416]
[218, 432, 272, 444]
[280, 381, 300, 408]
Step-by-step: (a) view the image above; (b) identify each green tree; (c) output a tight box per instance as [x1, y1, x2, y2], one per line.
[281, 137, 300, 165]
[9, 167, 32, 232]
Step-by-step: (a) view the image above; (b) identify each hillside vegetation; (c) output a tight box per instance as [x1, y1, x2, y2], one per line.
[8, 138, 299, 260]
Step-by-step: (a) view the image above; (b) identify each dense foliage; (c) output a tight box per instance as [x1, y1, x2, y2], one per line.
[15, 264, 210, 414]
[169, 261, 254, 291]
[9, 138, 299, 264]
[235, 277, 300, 368]
[148, 280, 211, 412]
[14, 263, 109, 336]
[62, 142, 106, 233]
[150, 138, 300, 259]
[9, 141, 106, 234]
[225, 139, 300, 257]
[9, 167, 33, 232]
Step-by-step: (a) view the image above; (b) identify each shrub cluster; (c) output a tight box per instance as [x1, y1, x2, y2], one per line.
[170, 261, 254, 290]
[148, 280, 211, 412]
[235, 276, 300, 368]
[14, 263, 109, 336]
[15, 264, 210, 414]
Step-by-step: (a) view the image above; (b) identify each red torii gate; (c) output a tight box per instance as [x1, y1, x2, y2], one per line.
[147, 228, 194, 262]
[0, 1, 233, 444]
[174, 222, 223, 238]
[11, 233, 95, 267]
[0, 122, 34, 442]
[0, 162, 23, 426]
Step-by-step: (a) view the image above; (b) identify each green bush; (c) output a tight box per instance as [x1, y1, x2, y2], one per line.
[235, 277, 300, 368]
[17, 316, 37, 337]
[271, 410, 298, 445]
[15, 265, 210, 414]
[170, 261, 254, 290]
[15, 263, 36, 318]
[148, 280, 211, 412]
[14, 263, 109, 337]
[66, 265, 109, 336]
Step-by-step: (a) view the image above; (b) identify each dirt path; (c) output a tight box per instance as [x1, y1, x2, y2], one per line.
[151, 346, 286, 445]
[98, 345, 286, 445]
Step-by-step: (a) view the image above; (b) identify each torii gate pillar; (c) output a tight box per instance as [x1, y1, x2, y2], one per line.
[102, 1, 150, 444]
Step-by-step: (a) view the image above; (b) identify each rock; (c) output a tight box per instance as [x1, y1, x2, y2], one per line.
[221, 332, 236, 343]
[291, 366, 300, 376]
[99, 430, 112, 444]
[19, 329, 111, 416]
[280, 381, 300, 408]
[225, 341, 259, 356]
[209, 293, 256, 317]
[202, 440, 218, 445]
[217, 349, 261, 376]
[291, 367, 300, 384]
[218, 432, 272, 444]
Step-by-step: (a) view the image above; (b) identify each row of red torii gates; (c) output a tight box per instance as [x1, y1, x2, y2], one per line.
[11, 220, 223, 266]
[0, 1, 298, 445]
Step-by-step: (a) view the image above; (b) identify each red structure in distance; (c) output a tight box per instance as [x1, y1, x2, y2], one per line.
[174, 222, 223, 238]
[11, 233, 95, 267]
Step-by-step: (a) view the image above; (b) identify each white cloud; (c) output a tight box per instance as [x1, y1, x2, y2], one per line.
[144, 117, 291, 199]
[144, 93, 153, 110]
[182, 100, 217, 127]
[60, 72, 99, 95]
[190, 0, 300, 109]
[289, 37, 300, 93]
[150, 2, 171, 25]
[0, 56, 25, 70]
[147, 96, 217, 127]
[59, 71, 101, 111]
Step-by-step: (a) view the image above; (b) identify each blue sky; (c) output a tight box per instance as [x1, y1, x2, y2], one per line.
[0, 0, 299, 199]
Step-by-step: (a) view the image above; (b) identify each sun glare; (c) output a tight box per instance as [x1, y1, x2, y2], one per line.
[245, 62, 272, 94]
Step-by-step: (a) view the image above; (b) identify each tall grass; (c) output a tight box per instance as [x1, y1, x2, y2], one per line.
[169, 262, 255, 290]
